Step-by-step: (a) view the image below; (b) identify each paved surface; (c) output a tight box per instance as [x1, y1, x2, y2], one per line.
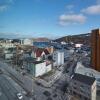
[0, 54, 79, 100]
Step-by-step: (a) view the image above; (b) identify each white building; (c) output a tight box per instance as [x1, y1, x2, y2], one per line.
[23, 58, 52, 77]
[20, 39, 32, 45]
[75, 43, 83, 48]
[4, 53, 13, 59]
[70, 73, 96, 100]
[53, 51, 64, 66]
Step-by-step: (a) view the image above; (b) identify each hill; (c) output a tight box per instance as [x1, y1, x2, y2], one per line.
[53, 33, 91, 45]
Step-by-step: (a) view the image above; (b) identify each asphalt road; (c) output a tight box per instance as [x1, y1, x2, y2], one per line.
[0, 63, 32, 100]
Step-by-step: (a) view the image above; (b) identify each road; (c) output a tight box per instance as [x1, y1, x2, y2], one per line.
[0, 55, 78, 100]
[0, 61, 33, 100]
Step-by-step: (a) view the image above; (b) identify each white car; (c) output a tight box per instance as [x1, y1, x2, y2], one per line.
[17, 93, 23, 100]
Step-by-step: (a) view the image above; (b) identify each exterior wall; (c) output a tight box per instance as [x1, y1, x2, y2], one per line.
[91, 29, 100, 72]
[46, 64, 52, 72]
[53, 51, 64, 66]
[24, 61, 52, 77]
[97, 29, 100, 72]
[35, 62, 46, 77]
[57, 52, 64, 65]
[71, 79, 93, 100]
[91, 81, 96, 100]
[5, 53, 13, 59]
[72, 80, 91, 99]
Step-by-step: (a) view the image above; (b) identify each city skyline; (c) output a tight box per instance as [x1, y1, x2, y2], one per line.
[0, 0, 100, 38]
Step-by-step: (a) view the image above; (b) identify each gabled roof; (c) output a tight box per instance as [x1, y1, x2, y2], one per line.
[44, 49, 49, 55]
[35, 48, 49, 57]
[72, 73, 95, 85]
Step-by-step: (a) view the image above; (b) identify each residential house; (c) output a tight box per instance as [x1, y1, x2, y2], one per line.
[31, 48, 50, 61]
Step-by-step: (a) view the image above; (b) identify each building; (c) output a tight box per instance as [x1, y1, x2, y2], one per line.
[23, 57, 52, 77]
[91, 29, 100, 72]
[70, 73, 96, 100]
[75, 62, 100, 90]
[46, 46, 54, 54]
[53, 51, 64, 66]
[33, 41, 49, 48]
[20, 38, 32, 45]
[31, 48, 50, 61]
[75, 43, 83, 48]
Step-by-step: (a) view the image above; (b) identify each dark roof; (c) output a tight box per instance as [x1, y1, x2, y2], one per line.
[24, 57, 44, 64]
[44, 49, 49, 55]
[72, 73, 95, 85]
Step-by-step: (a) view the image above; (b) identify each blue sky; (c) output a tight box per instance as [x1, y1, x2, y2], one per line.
[0, 0, 100, 39]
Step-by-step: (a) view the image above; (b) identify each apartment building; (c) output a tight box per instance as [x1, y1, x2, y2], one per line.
[70, 73, 96, 100]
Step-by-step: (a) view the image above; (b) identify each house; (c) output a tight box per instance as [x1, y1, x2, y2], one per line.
[70, 73, 96, 100]
[53, 51, 64, 66]
[23, 57, 52, 77]
[31, 48, 50, 61]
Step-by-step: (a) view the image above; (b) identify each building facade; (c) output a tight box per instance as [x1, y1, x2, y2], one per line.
[53, 51, 64, 66]
[70, 73, 96, 100]
[23, 58, 52, 77]
[91, 29, 100, 72]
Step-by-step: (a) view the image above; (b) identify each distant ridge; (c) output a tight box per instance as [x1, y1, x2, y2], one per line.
[53, 33, 91, 45]
[33, 37, 50, 42]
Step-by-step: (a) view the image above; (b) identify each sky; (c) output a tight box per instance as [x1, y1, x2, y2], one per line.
[0, 0, 100, 39]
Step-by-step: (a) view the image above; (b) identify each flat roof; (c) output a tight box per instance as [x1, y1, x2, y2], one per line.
[72, 73, 95, 85]
[24, 57, 44, 64]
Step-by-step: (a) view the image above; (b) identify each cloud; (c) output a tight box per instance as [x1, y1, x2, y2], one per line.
[81, 5, 100, 14]
[0, 32, 28, 39]
[59, 14, 86, 26]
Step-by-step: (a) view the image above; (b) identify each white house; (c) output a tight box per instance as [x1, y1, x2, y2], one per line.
[53, 51, 64, 66]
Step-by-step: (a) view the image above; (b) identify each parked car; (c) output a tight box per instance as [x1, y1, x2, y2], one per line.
[17, 93, 23, 100]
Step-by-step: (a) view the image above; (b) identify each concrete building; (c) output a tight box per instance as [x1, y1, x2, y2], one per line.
[53, 51, 64, 66]
[91, 29, 100, 72]
[70, 73, 96, 100]
[75, 62, 100, 90]
[23, 57, 52, 77]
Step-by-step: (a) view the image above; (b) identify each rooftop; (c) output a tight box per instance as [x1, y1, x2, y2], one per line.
[72, 73, 95, 85]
